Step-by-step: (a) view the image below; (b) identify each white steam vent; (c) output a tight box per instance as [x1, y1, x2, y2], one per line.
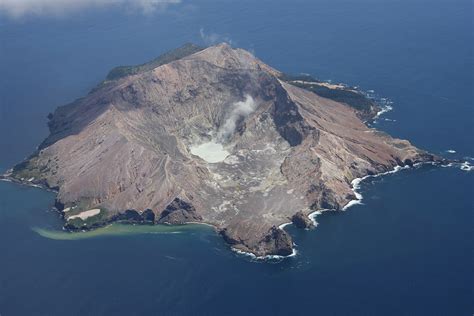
[217, 94, 257, 142]
[190, 94, 257, 163]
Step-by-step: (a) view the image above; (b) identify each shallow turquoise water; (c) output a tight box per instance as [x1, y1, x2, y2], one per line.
[1, 166, 472, 315]
[0, 0, 472, 314]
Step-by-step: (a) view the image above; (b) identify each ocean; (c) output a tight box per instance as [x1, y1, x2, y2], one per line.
[0, 0, 472, 315]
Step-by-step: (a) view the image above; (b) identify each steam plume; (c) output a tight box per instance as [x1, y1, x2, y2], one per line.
[217, 95, 257, 142]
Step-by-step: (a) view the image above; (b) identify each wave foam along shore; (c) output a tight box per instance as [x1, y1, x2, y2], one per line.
[278, 208, 324, 231]
[308, 210, 323, 227]
[440, 158, 474, 172]
[342, 159, 471, 212]
[375, 104, 393, 118]
[239, 163, 432, 260]
[278, 222, 292, 229]
[343, 165, 411, 211]
[232, 246, 298, 261]
[460, 161, 473, 171]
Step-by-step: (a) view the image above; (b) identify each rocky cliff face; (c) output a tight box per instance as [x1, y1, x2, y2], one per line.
[8, 43, 439, 256]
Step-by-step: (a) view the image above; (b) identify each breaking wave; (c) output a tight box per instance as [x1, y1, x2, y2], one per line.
[460, 161, 473, 172]
[343, 165, 411, 211]
[232, 246, 298, 261]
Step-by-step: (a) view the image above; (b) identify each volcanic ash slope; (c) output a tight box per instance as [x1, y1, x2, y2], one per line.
[9, 43, 438, 256]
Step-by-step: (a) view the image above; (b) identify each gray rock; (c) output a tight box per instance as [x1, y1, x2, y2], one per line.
[157, 198, 202, 225]
[291, 211, 314, 229]
[9, 43, 439, 256]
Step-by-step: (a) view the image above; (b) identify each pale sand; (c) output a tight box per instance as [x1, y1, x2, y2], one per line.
[68, 209, 101, 221]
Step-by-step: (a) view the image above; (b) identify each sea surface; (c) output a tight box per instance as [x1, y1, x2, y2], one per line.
[0, 0, 472, 315]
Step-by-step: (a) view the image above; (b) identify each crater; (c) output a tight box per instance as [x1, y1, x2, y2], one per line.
[190, 141, 230, 163]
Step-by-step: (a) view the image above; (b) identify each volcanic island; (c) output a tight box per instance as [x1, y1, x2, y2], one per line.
[3, 43, 443, 257]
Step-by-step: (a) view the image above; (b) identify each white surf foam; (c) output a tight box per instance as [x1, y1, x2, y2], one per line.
[343, 165, 410, 211]
[232, 246, 298, 261]
[460, 161, 473, 172]
[342, 199, 363, 210]
[278, 222, 292, 229]
[446, 149, 456, 154]
[308, 210, 322, 227]
[374, 104, 393, 119]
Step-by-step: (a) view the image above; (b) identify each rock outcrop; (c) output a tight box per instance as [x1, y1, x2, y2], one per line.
[291, 211, 314, 229]
[157, 198, 202, 224]
[7, 43, 441, 256]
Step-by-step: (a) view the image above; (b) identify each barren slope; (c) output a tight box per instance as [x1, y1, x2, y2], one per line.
[7, 43, 439, 256]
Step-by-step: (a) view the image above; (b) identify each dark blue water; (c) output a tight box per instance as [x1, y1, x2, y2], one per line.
[0, 1, 472, 315]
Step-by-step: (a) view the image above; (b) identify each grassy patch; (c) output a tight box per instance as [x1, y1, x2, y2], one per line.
[65, 207, 109, 229]
[105, 43, 204, 81]
[11, 155, 44, 180]
[280, 72, 378, 117]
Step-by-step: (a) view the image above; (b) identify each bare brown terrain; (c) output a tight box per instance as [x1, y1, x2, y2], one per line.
[6, 43, 440, 256]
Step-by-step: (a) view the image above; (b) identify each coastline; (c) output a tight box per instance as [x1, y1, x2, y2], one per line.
[0, 73, 427, 260]
[2, 87, 468, 261]
[0, 173, 59, 194]
[232, 245, 298, 261]
[3, 159, 458, 261]
[342, 164, 411, 211]
[268, 165, 413, 260]
[273, 160, 458, 261]
[32, 222, 211, 240]
[372, 104, 393, 121]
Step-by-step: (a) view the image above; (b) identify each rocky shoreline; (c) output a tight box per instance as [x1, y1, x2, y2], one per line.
[0, 156, 456, 260]
[5, 43, 456, 258]
[2, 157, 453, 259]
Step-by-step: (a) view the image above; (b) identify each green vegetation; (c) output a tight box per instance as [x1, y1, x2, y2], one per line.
[371, 130, 392, 138]
[12, 155, 45, 180]
[105, 43, 205, 81]
[392, 142, 410, 149]
[64, 206, 110, 230]
[278, 73, 320, 83]
[280, 73, 378, 118]
[297, 83, 375, 113]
